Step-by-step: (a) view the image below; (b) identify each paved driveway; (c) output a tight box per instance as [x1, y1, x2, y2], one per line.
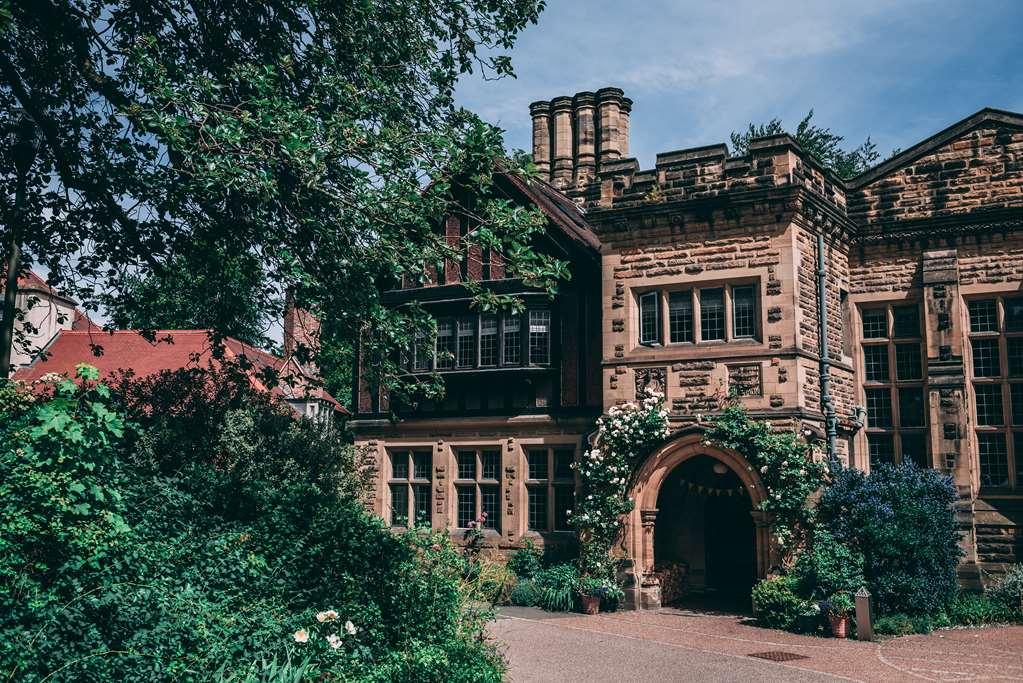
[491, 606, 1023, 682]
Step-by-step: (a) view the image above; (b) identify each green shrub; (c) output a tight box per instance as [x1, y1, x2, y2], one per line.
[533, 564, 578, 612]
[1, 369, 504, 681]
[217, 652, 319, 682]
[988, 564, 1023, 620]
[113, 364, 372, 498]
[791, 529, 865, 599]
[507, 540, 544, 580]
[817, 463, 961, 615]
[509, 580, 539, 607]
[910, 614, 934, 634]
[946, 592, 1006, 626]
[874, 614, 915, 636]
[752, 576, 806, 630]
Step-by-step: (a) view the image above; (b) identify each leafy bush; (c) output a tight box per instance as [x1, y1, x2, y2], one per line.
[791, 529, 865, 599]
[113, 364, 372, 498]
[509, 580, 539, 607]
[752, 576, 806, 630]
[910, 614, 935, 634]
[1, 370, 504, 681]
[988, 564, 1023, 620]
[507, 540, 544, 580]
[946, 592, 1008, 626]
[533, 564, 579, 612]
[817, 463, 961, 615]
[874, 614, 915, 636]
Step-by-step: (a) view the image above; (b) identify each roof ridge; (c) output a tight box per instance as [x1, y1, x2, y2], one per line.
[848, 107, 1023, 188]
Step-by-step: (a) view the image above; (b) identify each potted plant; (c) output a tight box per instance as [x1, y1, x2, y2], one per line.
[795, 601, 821, 634]
[826, 591, 855, 638]
[577, 576, 610, 615]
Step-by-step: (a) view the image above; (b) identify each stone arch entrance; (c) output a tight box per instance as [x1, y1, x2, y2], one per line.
[622, 430, 774, 610]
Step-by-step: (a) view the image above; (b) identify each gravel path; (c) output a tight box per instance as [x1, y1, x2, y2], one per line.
[491, 606, 1023, 682]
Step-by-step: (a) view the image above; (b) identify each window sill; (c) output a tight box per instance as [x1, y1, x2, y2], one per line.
[403, 365, 552, 376]
[978, 487, 1023, 497]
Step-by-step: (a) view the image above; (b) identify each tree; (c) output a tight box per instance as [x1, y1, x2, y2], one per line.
[104, 249, 273, 348]
[0, 1, 561, 399]
[730, 109, 880, 180]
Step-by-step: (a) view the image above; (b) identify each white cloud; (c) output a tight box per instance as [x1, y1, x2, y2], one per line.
[456, 0, 1023, 167]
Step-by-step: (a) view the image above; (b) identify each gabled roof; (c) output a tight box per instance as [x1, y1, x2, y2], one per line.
[499, 172, 601, 256]
[13, 329, 348, 414]
[4, 268, 79, 306]
[848, 108, 1023, 189]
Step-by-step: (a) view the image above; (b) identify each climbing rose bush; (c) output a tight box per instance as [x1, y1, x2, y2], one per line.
[571, 392, 671, 584]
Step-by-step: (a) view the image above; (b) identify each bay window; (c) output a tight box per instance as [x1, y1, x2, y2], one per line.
[406, 309, 553, 373]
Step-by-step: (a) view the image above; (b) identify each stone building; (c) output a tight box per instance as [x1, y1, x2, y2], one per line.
[351, 89, 1023, 608]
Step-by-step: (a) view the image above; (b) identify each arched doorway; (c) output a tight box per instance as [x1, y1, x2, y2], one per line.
[622, 429, 774, 610]
[653, 455, 755, 610]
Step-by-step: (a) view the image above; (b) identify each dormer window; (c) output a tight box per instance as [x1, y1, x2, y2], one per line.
[528, 310, 551, 365]
[436, 321, 454, 369]
[503, 314, 521, 365]
[406, 309, 553, 373]
[456, 318, 476, 368]
[480, 316, 498, 367]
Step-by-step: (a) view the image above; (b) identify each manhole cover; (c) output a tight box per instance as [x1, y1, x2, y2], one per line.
[748, 651, 810, 662]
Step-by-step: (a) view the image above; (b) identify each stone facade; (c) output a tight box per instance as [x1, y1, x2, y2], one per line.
[352, 95, 1023, 602]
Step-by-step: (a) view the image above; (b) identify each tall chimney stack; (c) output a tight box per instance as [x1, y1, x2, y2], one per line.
[284, 290, 321, 379]
[550, 96, 574, 188]
[529, 100, 551, 176]
[597, 87, 625, 165]
[529, 87, 631, 187]
[573, 91, 597, 186]
[620, 96, 632, 158]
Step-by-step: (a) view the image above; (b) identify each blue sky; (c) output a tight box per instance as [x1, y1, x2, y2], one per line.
[456, 0, 1023, 170]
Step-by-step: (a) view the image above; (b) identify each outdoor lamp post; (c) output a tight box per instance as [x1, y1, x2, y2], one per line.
[1, 109, 42, 378]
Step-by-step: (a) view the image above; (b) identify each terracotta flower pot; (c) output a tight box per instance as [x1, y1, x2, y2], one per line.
[828, 613, 850, 638]
[580, 594, 601, 615]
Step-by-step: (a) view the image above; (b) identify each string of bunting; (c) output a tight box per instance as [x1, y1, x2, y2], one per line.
[678, 477, 746, 497]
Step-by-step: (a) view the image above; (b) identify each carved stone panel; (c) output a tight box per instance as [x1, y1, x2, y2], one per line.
[728, 363, 763, 397]
[635, 367, 667, 398]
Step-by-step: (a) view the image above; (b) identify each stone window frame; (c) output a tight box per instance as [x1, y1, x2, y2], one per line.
[524, 446, 577, 534]
[387, 448, 433, 527]
[634, 278, 762, 349]
[407, 308, 553, 373]
[453, 446, 502, 530]
[966, 295, 1023, 490]
[859, 300, 929, 470]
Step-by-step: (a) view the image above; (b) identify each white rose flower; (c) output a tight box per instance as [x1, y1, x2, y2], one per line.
[327, 633, 343, 649]
[345, 620, 358, 636]
[293, 629, 309, 643]
[316, 610, 339, 623]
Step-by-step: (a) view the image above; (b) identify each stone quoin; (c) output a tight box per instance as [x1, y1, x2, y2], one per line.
[351, 91, 1023, 608]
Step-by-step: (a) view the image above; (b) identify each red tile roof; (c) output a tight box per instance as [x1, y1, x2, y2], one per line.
[13, 329, 348, 414]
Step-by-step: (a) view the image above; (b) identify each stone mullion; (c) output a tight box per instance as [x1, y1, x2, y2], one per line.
[692, 288, 703, 343]
[723, 285, 734, 342]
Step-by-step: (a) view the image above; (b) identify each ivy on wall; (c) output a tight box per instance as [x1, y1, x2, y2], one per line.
[702, 406, 825, 557]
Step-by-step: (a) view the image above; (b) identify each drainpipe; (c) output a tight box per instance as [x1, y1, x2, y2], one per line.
[817, 231, 838, 462]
